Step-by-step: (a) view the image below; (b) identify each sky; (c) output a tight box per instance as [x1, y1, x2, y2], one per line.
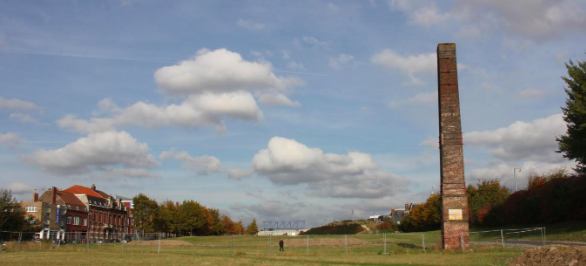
[1, 0, 585, 228]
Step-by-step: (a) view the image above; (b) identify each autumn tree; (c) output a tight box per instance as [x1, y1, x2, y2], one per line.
[0, 189, 26, 231]
[221, 215, 236, 235]
[246, 218, 259, 235]
[179, 200, 206, 236]
[207, 208, 224, 235]
[557, 57, 586, 174]
[466, 180, 510, 225]
[399, 194, 441, 232]
[131, 193, 158, 234]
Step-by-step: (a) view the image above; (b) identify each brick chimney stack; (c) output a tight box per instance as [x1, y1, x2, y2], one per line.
[405, 203, 409, 211]
[391, 208, 396, 218]
[33, 189, 38, 202]
[91, 184, 96, 191]
[52, 186, 57, 204]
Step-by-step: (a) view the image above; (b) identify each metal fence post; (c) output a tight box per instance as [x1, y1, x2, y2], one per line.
[544, 227, 547, 246]
[500, 229, 504, 248]
[158, 232, 161, 254]
[460, 232, 465, 252]
[383, 233, 387, 254]
[422, 234, 425, 252]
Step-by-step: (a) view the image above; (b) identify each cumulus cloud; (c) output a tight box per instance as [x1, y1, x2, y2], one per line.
[0, 97, 38, 111]
[329, 54, 356, 70]
[392, 0, 586, 40]
[468, 160, 576, 190]
[5, 182, 34, 195]
[388, 91, 437, 109]
[154, 48, 302, 96]
[252, 137, 408, 198]
[58, 92, 264, 134]
[257, 93, 300, 107]
[236, 19, 265, 31]
[25, 131, 159, 176]
[159, 149, 253, 179]
[371, 49, 436, 85]
[10, 113, 40, 125]
[301, 36, 331, 50]
[287, 61, 306, 71]
[464, 114, 566, 162]
[0, 132, 25, 147]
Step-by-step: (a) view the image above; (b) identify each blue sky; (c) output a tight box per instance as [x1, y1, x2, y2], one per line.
[1, 0, 585, 227]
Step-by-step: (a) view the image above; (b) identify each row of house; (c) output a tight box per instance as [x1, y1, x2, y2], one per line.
[368, 203, 424, 224]
[21, 184, 135, 243]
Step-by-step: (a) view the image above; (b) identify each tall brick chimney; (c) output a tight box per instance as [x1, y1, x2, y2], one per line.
[51, 186, 57, 204]
[32, 189, 38, 202]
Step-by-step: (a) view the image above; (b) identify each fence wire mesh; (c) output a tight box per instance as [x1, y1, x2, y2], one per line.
[0, 228, 544, 255]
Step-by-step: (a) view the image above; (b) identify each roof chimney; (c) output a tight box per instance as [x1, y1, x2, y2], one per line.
[33, 189, 38, 202]
[391, 208, 396, 218]
[52, 186, 57, 204]
[91, 184, 96, 191]
[405, 203, 409, 211]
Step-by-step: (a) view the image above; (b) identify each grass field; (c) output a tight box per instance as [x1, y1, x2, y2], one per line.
[0, 232, 525, 266]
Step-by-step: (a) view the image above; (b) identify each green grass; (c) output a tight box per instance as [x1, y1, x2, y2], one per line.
[0, 232, 525, 266]
[469, 221, 586, 243]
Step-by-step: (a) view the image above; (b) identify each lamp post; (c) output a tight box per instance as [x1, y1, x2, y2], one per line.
[514, 168, 522, 192]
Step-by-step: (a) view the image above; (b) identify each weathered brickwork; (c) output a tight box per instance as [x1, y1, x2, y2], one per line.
[437, 43, 470, 249]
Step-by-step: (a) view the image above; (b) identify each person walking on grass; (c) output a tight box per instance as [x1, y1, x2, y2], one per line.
[279, 239, 284, 252]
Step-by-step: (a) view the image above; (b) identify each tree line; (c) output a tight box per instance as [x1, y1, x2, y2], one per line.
[131, 193, 259, 236]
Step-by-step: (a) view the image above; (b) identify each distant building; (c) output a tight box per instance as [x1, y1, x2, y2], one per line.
[20, 190, 63, 240]
[391, 203, 424, 224]
[37, 187, 89, 243]
[65, 184, 131, 243]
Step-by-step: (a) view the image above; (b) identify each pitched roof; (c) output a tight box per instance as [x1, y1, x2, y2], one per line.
[64, 185, 104, 199]
[57, 191, 86, 207]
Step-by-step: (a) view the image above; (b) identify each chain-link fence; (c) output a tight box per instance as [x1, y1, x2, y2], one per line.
[0, 228, 545, 255]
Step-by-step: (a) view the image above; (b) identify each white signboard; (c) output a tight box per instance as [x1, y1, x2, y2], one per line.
[448, 209, 463, 221]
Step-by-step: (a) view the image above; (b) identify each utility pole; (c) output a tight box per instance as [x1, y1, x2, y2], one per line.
[514, 168, 522, 192]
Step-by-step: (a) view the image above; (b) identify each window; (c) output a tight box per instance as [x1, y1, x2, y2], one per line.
[26, 206, 37, 212]
[66, 204, 71, 209]
[83, 217, 87, 226]
[66, 216, 71, 225]
[73, 216, 80, 225]
[84, 207, 87, 211]
[75, 205, 79, 210]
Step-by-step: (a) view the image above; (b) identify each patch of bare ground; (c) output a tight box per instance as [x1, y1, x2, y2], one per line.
[126, 239, 192, 246]
[509, 245, 586, 266]
[283, 238, 368, 247]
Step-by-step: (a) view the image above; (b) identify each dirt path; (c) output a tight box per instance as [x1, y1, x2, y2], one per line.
[509, 245, 586, 266]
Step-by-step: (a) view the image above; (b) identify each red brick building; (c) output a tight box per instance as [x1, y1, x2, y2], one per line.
[65, 184, 130, 243]
[38, 187, 89, 243]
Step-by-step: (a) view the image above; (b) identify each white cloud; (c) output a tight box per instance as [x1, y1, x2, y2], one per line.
[25, 131, 159, 176]
[468, 160, 576, 190]
[257, 93, 300, 107]
[301, 36, 331, 50]
[5, 182, 34, 195]
[329, 54, 356, 70]
[287, 61, 306, 71]
[236, 19, 265, 31]
[371, 49, 436, 85]
[389, 91, 437, 109]
[58, 92, 264, 134]
[518, 88, 545, 98]
[409, 4, 452, 27]
[0, 97, 38, 111]
[395, 0, 586, 40]
[154, 48, 302, 96]
[159, 149, 253, 179]
[10, 113, 40, 125]
[464, 114, 566, 162]
[0, 132, 24, 147]
[252, 137, 408, 198]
